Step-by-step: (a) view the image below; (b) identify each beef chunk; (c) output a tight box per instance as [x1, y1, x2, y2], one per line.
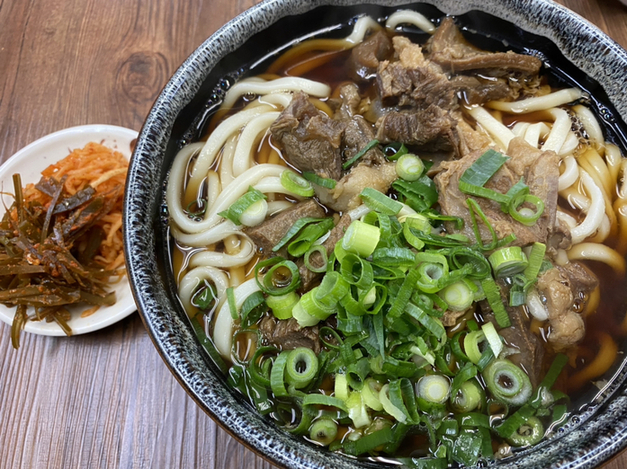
[270, 92, 344, 179]
[259, 315, 320, 353]
[375, 105, 459, 152]
[349, 29, 393, 81]
[449, 75, 516, 105]
[315, 162, 398, 212]
[377, 37, 457, 110]
[537, 262, 598, 351]
[435, 137, 562, 248]
[246, 200, 325, 256]
[298, 213, 352, 291]
[427, 18, 542, 75]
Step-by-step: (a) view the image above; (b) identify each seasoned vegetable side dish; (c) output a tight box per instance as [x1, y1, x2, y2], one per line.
[4, 142, 128, 348]
[167, 11, 627, 465]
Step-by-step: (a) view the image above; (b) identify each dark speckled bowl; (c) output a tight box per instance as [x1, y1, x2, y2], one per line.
[124, 1, 627, 468]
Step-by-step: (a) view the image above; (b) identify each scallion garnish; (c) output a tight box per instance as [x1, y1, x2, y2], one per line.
[509, 193, 545, 225]
[360, 187, 403, 215]
[342, 220, 380, 258]
[218, 186, 267, 225]
[488, 246, 529, 277]
[343, 138, 379, 170]
[272, 217, 327, 252]
[483, 359, 532, 406]
[480, 277, 511, 327]
[280, 170, 315, 197]
[266, 291, 299, 320]
[226, 287, 237, 320]
[254, 257, 301, 296]
[396, 153, 425, 181]
[309, 418, 338, 446]
[287, 218, 334, 257]
[302, 171, 337, 189]
[285, 347, 319, 389]
[438, 281, 473, 312]
[524, 242, 547, 282]
[460, 149, 509, 187]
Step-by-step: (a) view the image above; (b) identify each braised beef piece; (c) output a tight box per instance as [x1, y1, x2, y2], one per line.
[375, 105, 459, 152]
[537, 262, 598, 351]
[426, 18, 542, 75]
[270, 92, 344, 180]
[349, 29, 393, 81]
[246, 200, 325, 256]
[435, 137, 564, 248]
[259, 315, 321, 353]
[298, 213, 352, 291]
[449, 75, 516, 105]
[335, 83, 387, 166]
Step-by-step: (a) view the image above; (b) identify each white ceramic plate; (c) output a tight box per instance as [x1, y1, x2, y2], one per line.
[0, 124, 138, 336]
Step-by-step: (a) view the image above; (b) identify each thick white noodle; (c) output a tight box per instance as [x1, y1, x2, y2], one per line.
[258, 92, 294, 109]
[523, 122, 550, 148]
[219, 134, 238, 189]
[558, 156, 579, 190]
[206, 170, 221, 209]
[189, 104, 276, 191]
[556, 210, 577, 229]
[220, 77, 330, 110]
[487, 88, 584, 113]
[570, 170, 605, 244]
[542, 108, 571, 153]
[606, 144, 623, 186]
[512, 122, 530, 137]
[189, 237, 255, 268]
[171, 220, 242, 247]
[213, 279, 261, 358]
[573, 104, 604, 151]
[559, 131, 579, 156]
[232, 112, 281, 177]
[178, 266, 229, 312]
[593, 214, 611, 243]
[385, 10, 436, 34]
[465, 105, 514, 151]
[267, 200, 294, 216]
[345, 16, 382, 44]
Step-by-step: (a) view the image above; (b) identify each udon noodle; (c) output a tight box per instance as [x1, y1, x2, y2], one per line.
[167, 11, 627, 464]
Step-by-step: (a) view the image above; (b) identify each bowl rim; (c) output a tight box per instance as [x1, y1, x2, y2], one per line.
[124, 1, 627, 468]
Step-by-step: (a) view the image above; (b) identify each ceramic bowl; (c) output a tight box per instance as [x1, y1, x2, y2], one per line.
[124, 1, 627, 468]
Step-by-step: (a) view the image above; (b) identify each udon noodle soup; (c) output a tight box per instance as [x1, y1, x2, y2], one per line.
[167, 10, 627, 465]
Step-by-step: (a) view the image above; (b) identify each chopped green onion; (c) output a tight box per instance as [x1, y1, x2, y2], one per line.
[372, 247, 417, 268]
[384, 142, 409, 161]
[464, 330, 485, 364]
[218, 186, 267, 225]
[240, 291, 267, 326]
[481, 278, 510, 327]
[342, 220, 380, 257]
[506, 416, 544, 447]
[362, 378, 384, 411]
[388, 268, 421, 318]
[459, 181, 511, 204]
[271, 351, 290, 397]
[460, 149, 509, 187]
[335, 372, 349, 401]
[360, 187, 403, 215]
[448, 246, 491, 280]
[280, 170, 315, 197]
[297, 287, 335, 322]
[256, 258, 301, 296]
[285, 347, 319, 389]
[404, 303, 446, 340]
[239, 199, 268, 227]
[315, 271, 349, 308]
[393, 177, 438, 211]
[396, 154, 425, 181]
[417, 375, 450, 404]
[303, 393, 349, 413]
[309, 418, 338, 446]
[302, 171, 337, 189]
[226, 287, 238, 320]
[340, 253, 374, 290]
[379, 383, 408, 423]
[347, 391, 371, 428]
[524, 242, 547, 282]
[466, 198, 498, 251]
[304, 245, 328, 273]
[438, 281, 473, 312]
[273, 217, 327, 252]
[342, 426, 394, 456]
[483, 359, 532, 406]
[248, 346, 277, 388]
[343, 138, 379, 170]
[266, 292, 299, 320]
[481, 321, 503, 358]
[509, 194, 544, 225]
[489, 246, 529, 277]
[450, 380, 483, 413]
[287, 218, 334, 257]
[450, 361, 478, 400]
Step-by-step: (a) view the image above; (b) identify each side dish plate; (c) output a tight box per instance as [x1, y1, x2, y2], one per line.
[0, 124, 138, 336]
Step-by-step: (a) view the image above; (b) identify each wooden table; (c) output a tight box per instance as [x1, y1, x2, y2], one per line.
[1, 0, 627, 468]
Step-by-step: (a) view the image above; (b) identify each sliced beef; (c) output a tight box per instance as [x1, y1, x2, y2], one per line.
[537, 262, 598, 351]
[349, 29, 393, 81]
[298, 213, 352, 291]
[435, 137, 562, 248]
[246, 200, 325, 256]
[270, 92, 344, 180]
[259, 315, 320, 353]
[427, 18, 542, 75]
[315, 162, 398, 212]
[375, 105, 459, 152]
[449, 75, 516, 105]
[377, 37, 457, 110]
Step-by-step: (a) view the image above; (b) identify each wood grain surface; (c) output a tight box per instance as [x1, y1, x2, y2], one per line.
[1, 1, 626, 468]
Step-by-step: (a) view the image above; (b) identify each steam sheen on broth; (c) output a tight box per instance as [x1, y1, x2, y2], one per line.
[167, 11, 627, 465]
